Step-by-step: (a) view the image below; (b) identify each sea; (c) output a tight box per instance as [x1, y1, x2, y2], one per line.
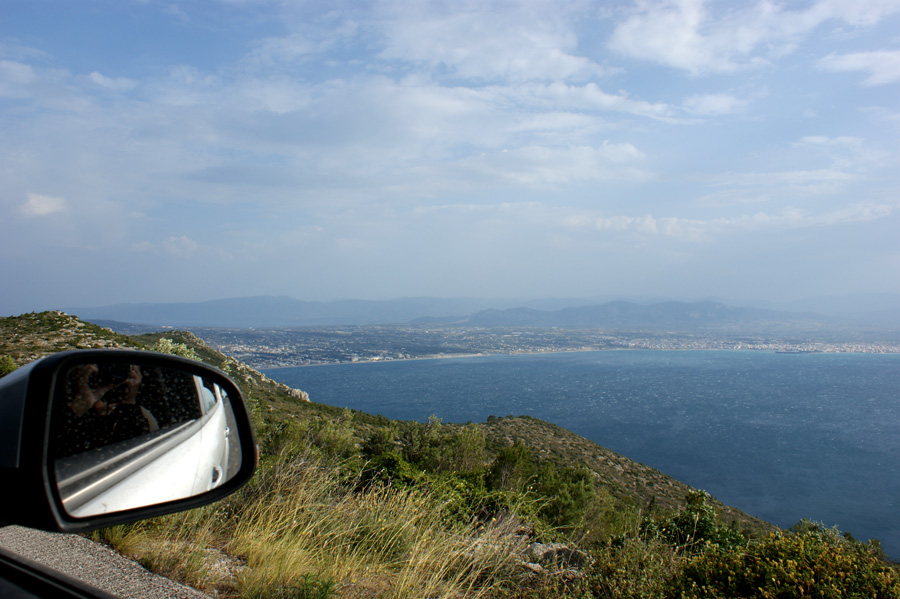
[262, 350, 900, 558]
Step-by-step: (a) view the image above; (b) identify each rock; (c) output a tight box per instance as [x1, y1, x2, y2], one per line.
[525, 542, 589, 569]
[289, 388, 310, 402]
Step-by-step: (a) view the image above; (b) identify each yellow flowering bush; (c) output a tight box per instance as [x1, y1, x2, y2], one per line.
[668, 524, 900, 598]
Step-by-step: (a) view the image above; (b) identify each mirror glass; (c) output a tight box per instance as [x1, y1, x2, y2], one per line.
[50, 360, 244, 518]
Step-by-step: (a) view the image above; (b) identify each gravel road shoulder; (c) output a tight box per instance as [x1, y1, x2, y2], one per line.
[0, 525, 208, 599]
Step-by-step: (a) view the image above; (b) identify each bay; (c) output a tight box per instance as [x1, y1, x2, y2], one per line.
[263, 350, 900, 557]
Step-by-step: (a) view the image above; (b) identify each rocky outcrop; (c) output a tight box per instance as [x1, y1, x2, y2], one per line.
[287, 388, 310, 402]
[520, 542, 591, 579]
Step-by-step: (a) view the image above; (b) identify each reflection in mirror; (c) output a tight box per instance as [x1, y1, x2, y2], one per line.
[51, 361, 243, 518]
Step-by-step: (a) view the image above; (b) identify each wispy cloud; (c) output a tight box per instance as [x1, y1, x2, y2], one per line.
[88, 71, 136, 92]
[377, 1, 604, 82]
[682, 93, 749, 115]
[20, 193, 66, 216]
[817, 50, 900, 85]
[795, 136, 864, 147]
[608, 0, 900, 74]
[0, 60, 37, 97]
[449, 143, 649, 187]
[163, 235, 199, 256]
[570, 202, 895, 241]
[1, 0, 898, 308]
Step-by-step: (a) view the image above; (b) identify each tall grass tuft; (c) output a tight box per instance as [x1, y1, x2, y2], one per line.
[97, 448, 529, 597]
[229, 452, 527, 598]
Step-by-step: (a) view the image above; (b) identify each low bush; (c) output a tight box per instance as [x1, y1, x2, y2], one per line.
[0, 354, 16, 376]
[667, 523, 900, 598]
[642, 490, 747, 555]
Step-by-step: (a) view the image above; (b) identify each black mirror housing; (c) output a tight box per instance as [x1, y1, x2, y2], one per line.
[0, 350, 257, 533]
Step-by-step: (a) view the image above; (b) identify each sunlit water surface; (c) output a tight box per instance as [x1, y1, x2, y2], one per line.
[264, 350, 900, 557]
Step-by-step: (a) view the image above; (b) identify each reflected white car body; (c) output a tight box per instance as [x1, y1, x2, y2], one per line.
[57, 376, 231, 517]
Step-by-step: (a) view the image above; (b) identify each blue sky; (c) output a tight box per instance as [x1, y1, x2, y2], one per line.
[2, 0, 898, 313]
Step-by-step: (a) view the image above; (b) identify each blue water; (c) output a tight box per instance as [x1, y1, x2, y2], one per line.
[263, 350, 900, 557]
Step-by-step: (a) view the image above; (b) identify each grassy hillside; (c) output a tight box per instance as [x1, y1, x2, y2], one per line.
[2, 312, 895, 599]
[0, 312, 767, 529]
[479, 416, 772, 534]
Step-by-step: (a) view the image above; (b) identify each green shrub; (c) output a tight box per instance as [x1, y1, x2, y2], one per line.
[359, 451, 421, 488]
[361, 425, 399, 458]
[149, 337, 200, 361]
[444, 423, 487, 473]
[668, 525, 900, 598]
[487, 439, 535, 492]
[293, 415, 357, 459]
[642, 491, 746, 555]
[532, 463, 595, 532]
[0, 355, 16, 377]
[396, 416, 445, 471]
[586, 534, 679, 599]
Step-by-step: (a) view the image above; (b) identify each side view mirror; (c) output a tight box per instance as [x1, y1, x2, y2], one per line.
[0, 350, 257, 533]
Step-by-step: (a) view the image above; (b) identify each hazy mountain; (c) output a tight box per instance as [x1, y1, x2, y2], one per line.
[459, 300, 829, 330]
[71, 296, 524, 328]
[68, 294, 897, 330]
[766, 293, 900, 326]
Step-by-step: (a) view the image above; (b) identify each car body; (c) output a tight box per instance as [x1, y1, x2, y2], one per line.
[55, 374, 235, 517]
[0, 349, 258, 598]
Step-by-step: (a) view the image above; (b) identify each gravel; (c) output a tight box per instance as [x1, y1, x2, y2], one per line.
[0, 525, 208, 599]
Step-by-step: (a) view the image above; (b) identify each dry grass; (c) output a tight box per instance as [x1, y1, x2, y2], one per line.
[99, 451, 529, 598]
[229, 454, 527, 598]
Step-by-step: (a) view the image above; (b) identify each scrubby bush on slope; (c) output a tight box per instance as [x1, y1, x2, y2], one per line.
[667, 520, 900, 598]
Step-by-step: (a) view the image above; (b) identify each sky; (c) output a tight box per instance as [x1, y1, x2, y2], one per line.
[1, 0, 899, 313]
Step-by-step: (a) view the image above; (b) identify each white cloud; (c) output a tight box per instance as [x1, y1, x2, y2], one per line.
[238, 77, 313, 114]
[537, 82, 675, 120]
[591, 213, 713, 240]
[163, 235, 199, 255]
[451, 143, 649, 187]
[795, 135, 864, 147]
[608, 0, 900, 74]
[570, 202, 896, 241]
[682, 93, 748, 115]
[3, 0, 899, 307]
[249, 36, 324, 67]
[607, 0, 771, 74]
[595, 214, 661, 233]
[817, 50, 900, 85]
[89, 71, 136, 92]
[808, 202, 894, 225]
[20, 193, 66, 216]
[790, 136, 891, 172]
[378, 2, 604, 81]
[696, 156, 879, 208]
[813, 0, 900, 26]
[708, 169, 860, 198]
[0, 40, 51, 63]
[859, 105, 900, 125]
[0, 60, 36, 97]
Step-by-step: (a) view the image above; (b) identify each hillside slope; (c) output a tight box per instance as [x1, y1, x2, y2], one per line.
[18, 312, 900, 599]
[1, 311, 773, 538]
[481, 416, 772, 534]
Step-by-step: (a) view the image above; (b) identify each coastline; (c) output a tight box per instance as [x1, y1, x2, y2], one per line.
[258, 344, 900, 371]
[261, 348, 900, 557]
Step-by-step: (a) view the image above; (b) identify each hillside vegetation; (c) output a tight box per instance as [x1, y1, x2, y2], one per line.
[2, 311, 897, 598]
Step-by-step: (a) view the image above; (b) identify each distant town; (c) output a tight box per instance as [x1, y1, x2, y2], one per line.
[189, 325, 900, 370]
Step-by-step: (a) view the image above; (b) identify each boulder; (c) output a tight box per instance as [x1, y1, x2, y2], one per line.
[524, 542, 589, 569]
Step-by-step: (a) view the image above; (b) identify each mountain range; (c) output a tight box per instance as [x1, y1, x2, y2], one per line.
[423, 300, 820, 329]
[65, 293, 899, 330]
